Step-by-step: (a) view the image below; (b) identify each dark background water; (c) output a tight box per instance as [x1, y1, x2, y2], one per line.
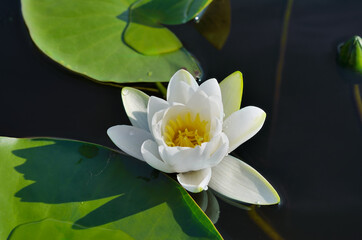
[1, 0, 362, 239]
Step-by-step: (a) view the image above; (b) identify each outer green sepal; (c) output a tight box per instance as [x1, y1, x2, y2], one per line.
[219, 71, 243, 119]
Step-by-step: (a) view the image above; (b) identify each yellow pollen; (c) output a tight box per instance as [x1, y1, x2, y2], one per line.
[164, 113, 210, 148]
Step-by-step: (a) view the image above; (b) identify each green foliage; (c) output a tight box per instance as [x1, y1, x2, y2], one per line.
[124, 0, 211, 54]
[21, 0, 208, 83]
[0, 137, 222, 240]
[8, 219, 134, 240]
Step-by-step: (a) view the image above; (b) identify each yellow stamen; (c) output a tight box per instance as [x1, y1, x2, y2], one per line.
[164, 112, 210, 148]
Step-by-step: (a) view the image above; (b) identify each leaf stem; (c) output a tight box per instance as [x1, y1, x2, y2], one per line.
[155, 82, 167, 98]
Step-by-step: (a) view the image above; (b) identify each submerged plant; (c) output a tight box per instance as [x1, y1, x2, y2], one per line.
[338, 35, 362, 75]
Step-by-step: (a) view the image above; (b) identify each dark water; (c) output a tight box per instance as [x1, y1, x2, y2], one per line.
[1, 0, 362, 239]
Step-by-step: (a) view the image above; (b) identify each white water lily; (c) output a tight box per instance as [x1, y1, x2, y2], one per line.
[108, 70, 280, 205]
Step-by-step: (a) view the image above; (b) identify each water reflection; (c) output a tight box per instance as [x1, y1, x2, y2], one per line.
[247, 206, 284, 240]
[191, 190, 220, 224]
[192, 190, 284, 239]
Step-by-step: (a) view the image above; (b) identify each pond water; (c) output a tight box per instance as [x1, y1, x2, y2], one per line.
[1, 0, 362, 239]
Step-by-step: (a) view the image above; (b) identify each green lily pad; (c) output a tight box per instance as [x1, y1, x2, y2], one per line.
[124, 0, 212, 55]
[8, 219, 134, 240]
[21, 0, 207, 83]
[0, 137, 222, 239]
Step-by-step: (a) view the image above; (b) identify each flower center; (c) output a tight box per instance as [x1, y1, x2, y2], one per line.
[164, 112, 210, 148]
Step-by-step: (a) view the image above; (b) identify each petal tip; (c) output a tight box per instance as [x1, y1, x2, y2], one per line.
[266, 186, 281, 205]
[170, 69, 196, 85]
[107, 125, 120, 139]
[209, 155, 280, 205]
[232, 70, 243, 79]
[177, 168, 211, 193]
[181, 184, 207, 193]
[121, 86, 149, 99]
[121, 87, 134, 98]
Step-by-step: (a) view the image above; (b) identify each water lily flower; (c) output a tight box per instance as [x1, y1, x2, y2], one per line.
[108, 70, 280, 205]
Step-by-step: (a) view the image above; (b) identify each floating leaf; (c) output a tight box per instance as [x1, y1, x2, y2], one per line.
[194, 0, 231, 50]
[124, 0, 212, 55]
[0, 137, 222, 239]
[21, 0, 206, 84]
[8, 219, 134, 240]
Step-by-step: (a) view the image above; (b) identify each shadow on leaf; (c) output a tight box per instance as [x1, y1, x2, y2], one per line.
[12, 139, 215, 238]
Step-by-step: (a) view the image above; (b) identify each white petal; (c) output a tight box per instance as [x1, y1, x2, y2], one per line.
[209, 118, 223, 141]
[223, 106, 266, 152]
[177, 168, 212, 193]
[203, 133, 229, 167]
[219, 71, 243, 119]
[107, 125, 152, 161]
[198, 78, 222, 100]
[159, 133, 228, 173]
[141, 140, 174, 173]
[186, 89, 223, 121]
[168, 81, 196, 105]
[121, 87, 150, 131]
[159, 144, 205, 172]
[167, 69, 198, 104]
[209, 155, 280, 205]
[147, 96, 169, 133]
[150, 108, 167, 146]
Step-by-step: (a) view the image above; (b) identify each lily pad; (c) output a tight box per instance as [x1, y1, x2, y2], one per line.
[21, 0, 207, 84]
[0, 137, 222, 239]
[8, 219, 134, 240]
[124, 0, 212, 55]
